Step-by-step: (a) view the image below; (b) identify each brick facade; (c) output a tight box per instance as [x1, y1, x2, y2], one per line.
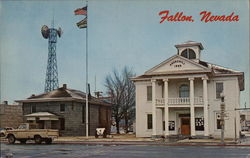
[0, 103, 23, 128]
[18, 85, 112, 136]
[22, 101, 111, 136]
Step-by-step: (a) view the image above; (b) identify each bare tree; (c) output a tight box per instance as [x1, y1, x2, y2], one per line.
[105, 66, 135, 134]
[122, 67, 135, 133]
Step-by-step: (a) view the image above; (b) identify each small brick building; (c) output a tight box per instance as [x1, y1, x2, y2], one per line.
[16, 84, 111, 136]
[0, 102, 23, 128]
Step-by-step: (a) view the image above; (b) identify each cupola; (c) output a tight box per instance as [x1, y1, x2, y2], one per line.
[175, 41, 204, 62]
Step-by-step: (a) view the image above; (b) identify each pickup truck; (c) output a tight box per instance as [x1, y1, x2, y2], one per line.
[6, 123, 59, 144]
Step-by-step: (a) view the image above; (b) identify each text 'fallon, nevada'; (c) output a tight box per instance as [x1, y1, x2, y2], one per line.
[159, 11, 239, 23]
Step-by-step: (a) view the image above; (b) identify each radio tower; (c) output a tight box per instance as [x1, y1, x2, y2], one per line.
[41, 20, 62, 92]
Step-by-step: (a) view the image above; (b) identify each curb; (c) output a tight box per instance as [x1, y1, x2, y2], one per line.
[2, 140, 250, 147]
[52, 141, 250, 147]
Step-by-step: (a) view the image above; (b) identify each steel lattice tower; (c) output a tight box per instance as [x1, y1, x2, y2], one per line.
[41, 25, 62, 92]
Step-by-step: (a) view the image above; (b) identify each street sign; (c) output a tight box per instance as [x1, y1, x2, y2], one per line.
[246, 121, 250, 126]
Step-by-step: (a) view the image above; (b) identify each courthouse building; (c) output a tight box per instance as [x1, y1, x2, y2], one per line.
[132, 41, 244, 138]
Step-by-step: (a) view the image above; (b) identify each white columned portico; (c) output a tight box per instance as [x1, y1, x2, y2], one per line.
[163, 79, 169, 136]
[189, 77, 195, 136]
[202, 76, 209, 136]
[151, 79, 157, 136]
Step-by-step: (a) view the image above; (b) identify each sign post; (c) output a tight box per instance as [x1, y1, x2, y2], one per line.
[220, 93, 225, 145]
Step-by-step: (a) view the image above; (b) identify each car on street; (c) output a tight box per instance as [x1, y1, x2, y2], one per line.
[0, 127, 13, 137]
[5, 123, 59, 144]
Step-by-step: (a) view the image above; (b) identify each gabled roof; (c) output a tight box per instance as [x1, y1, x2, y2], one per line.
[145, 55, 211, 75]
[131, 55, 244, 91]
[16, 86, 111, 107]
[27, 88, 86, 100]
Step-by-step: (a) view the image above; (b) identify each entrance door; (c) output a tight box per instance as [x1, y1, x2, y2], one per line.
[181, 118, 190, 135]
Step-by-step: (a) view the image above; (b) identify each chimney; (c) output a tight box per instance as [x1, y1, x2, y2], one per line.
[3, 101, 8, 105]
[63, 84, 67, 89]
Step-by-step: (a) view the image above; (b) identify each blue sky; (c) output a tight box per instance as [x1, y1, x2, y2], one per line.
[0, 0, 249, 106]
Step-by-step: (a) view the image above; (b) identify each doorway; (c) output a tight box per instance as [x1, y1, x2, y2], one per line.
[181, 117, 190, 135]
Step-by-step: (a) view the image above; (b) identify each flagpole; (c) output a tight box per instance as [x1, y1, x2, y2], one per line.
[85, 0, 89, 138]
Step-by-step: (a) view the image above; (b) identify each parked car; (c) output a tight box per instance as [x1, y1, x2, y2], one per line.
[0, 127, 13, 137]
[242, 126, 249, 131]
[5, 123, 59, 144]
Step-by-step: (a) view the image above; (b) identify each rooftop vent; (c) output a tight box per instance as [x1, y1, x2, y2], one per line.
[63, 84, 67, 89]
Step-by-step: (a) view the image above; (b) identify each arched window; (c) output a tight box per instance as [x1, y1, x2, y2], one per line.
[181, 49, 196, 59]
[179, 84, 189, 98]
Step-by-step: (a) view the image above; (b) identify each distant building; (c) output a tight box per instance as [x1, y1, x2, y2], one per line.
[240, 110, 250, 131]
[16, 84, 112, 136]
[132, 41, 244, 139]
[0, 101, 23, 128]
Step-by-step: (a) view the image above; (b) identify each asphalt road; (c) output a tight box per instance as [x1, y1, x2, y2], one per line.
[1, 143, 250, 158]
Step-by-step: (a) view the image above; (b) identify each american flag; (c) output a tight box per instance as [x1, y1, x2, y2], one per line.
[74, 6, 87, 15]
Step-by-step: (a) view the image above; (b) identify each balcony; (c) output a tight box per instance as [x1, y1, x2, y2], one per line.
[155, 97, 203, 107]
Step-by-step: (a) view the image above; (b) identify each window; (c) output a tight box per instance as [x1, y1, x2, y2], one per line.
[195, 118, 204, 131]
[147, 114, 152, 129]
[31, 105, 36, 113]
[59, 118, 65, 130]
[216, 113, 222, 129]
[163, 121, 165, 131]
[82, 105, 85, 123]
[82, 105, 90, 124]
[60, 104, 65, 112]
[169, 121, 175, 131]
[162, 85, 164, 98]
[181, 49, 196, 59]
[216, 82, 223, 99]
[147, 86, 152, 101]
[164, 121, 175, 131]
[179, 84, 189, 98]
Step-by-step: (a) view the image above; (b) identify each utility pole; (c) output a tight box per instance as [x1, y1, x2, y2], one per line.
[220, 93, 225, 145]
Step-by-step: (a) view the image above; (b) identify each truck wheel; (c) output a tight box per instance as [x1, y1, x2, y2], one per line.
[8, 135, 16, 144]
[20, 139, 27, 144]
[34, 135, 42, 144]
[45, 138, 52, 144]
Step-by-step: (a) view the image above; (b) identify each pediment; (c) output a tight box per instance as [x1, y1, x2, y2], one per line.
[145, 55, 210, 74]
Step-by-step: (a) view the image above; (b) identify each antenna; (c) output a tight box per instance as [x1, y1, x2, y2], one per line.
[41, 22, 63, 92]
[52, 9, 55, 28]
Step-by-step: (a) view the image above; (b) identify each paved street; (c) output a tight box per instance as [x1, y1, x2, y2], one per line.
[1, 143, 250, 158]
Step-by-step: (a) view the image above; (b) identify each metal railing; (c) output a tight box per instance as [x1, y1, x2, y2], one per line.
[155, 98, 165, 106]
[168, 97, 190, 105]
[155, 97, 204, 106]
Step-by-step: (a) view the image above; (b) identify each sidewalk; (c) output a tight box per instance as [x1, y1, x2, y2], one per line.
[54, 134, 154, 142]
[2, 134, 250, 146]
[52, 134, 250, 146]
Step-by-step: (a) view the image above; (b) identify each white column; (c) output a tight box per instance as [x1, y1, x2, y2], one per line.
[164, 79, 169, 136]
[202, 76, 209, 136]
[189, 77, 195, 136]
[151, 79, 157, 136]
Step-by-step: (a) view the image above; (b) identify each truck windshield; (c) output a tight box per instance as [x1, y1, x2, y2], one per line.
[18, 124, 27, 129]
